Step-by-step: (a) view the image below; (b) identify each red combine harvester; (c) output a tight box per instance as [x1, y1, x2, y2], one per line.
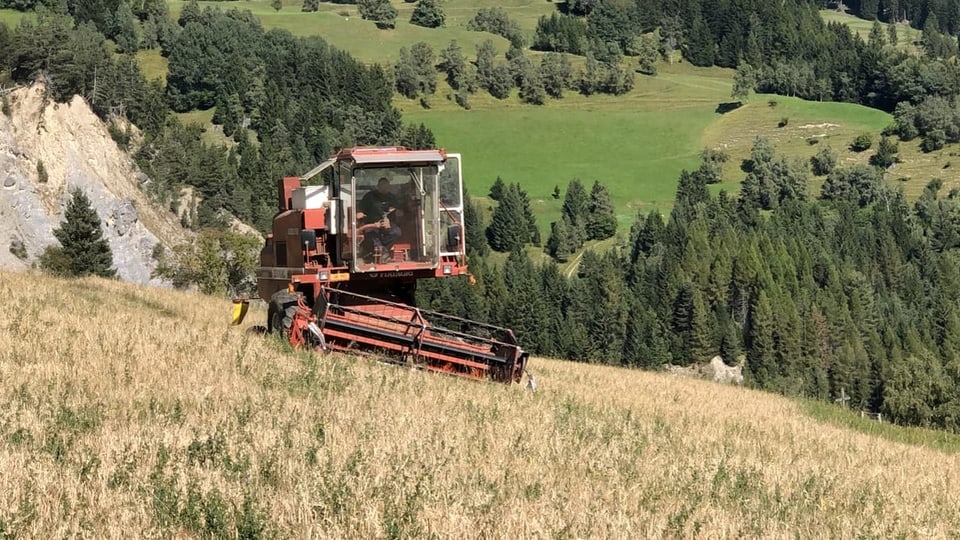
[234, 147, 529, 384]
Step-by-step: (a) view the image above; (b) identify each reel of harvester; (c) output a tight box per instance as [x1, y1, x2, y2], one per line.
[245, 287, 529, 384]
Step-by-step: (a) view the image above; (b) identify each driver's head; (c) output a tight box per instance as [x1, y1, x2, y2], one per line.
[377, 177, 390, 193]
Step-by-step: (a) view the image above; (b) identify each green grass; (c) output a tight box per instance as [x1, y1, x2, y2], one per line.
[175, 108, 235, 147]
[0, 8, 28, 27]
[405, 63, 736, 232]
[136, 49, 169, 83]
[801, 399, 960, 454]
[167, 0, 555, 64]
[701, 94, 893, 194]
[819, 9, 922, 51]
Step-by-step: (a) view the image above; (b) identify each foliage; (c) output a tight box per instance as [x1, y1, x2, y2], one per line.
[532, 13, 586, 55]
[585, 180, 616, 241]
[870, 136, 899, 168]
[357, 0, 397, 29]
[153, 229, 260, 296]
[467, 7, 525, 48]
[738, 137, 808, 211]
[409, 0, 444, 28]
[394, 42, 437, 99]
[486, 182, 536, 252]
[810, 146, 837, 176]
[488, 176, 504, 201]
[819, 164, 886, 208]
[43, 188, 115, 278]
[850, 133, 873, 152]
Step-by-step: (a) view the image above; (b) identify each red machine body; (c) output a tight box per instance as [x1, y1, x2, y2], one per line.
[254, 147, 528, 384]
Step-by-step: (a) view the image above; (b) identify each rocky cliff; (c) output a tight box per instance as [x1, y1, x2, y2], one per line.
[0, 84, 188, 283]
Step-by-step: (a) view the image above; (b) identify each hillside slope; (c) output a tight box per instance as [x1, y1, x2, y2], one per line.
[0, 84, 188, 282]
[0, 269, 958, 537]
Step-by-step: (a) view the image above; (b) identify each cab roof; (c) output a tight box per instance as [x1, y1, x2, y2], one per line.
[336, 146, 446, 164]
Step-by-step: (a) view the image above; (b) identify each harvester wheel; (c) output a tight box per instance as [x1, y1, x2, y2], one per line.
[267, 291, 299, 336]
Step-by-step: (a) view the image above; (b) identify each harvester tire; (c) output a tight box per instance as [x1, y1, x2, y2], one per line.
[267, 291, 299, 336]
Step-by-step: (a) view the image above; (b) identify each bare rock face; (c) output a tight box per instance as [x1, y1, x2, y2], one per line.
[0, 84, 189, 283]
[702, 355, 744, 385]
[112, 199, 139, 236]
[666, 355, 744, 385]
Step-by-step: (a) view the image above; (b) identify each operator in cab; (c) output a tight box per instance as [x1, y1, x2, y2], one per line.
[359, 176, 402, 261]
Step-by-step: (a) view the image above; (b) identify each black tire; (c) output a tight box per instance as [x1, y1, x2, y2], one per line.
[267, 291, 299, 335]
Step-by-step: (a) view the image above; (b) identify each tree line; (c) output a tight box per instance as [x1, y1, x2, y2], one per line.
[421, 137, 960, 433]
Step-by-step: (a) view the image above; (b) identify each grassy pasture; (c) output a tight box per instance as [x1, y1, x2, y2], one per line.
[0, 8, 27, 28]
[135, 49, 169, 83]
[2, 269, 960, 537]
[819, 8, 922, 51]
[166, 0, 554, 64]
[700, 94, 893, 194]
[405, 63, 736, 231]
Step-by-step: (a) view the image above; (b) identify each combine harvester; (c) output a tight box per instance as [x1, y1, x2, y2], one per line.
[234, 147, 530, 384]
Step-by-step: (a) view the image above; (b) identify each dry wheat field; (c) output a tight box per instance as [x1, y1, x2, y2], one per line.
[1, 269, 959, 538]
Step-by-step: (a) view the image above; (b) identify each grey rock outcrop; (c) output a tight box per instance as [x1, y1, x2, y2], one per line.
[0, 84, 189, 284]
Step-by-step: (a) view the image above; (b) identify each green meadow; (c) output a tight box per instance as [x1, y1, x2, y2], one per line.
[819, 8, 922, 51]
[0, 8, 28, 27]
[137, 2, 958, 230]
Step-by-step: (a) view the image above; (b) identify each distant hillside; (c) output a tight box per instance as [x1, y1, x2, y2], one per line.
[0, 268, 958, 537]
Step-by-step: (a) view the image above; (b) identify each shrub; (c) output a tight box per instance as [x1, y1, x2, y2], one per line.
[410, 0, 444, 28]
[921, 129, 946, 153]
[36, 160, 48, 183]
[850, 133, 873, 152]
[9, 239, 27, 260]
[810, 146, 837, 176]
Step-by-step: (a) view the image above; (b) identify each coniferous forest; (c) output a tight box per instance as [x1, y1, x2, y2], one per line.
[4, 0, 960, 431]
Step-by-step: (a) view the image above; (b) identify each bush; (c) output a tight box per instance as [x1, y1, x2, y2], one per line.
[850, 133, 873, 152]
[921, 129, 946, 153]
[9, 239, 27, 260]
[467, 7, 525, 48]
[811, 146, 837, 176]
[38, 245, 71, 276]
[870, 136, 899, 168]
[36, 160, 48, 183]
[108, 122, 131, 151]
[410, 0, 444, 28]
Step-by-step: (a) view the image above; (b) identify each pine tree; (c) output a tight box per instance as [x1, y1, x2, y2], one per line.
[546, 216, 575, 262]
[561, 177, 588, 247]
[489, 176, 505, 201]
[585, 180, 617, 240]
[47, 188, 116, 278]
[486, 183, 528, 252]
[745, 289, 776, 386]
[463, 190, 489, 256]
[178, 0, 201, 26]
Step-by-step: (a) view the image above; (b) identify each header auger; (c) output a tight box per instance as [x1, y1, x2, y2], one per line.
[233, 146, 529, 384]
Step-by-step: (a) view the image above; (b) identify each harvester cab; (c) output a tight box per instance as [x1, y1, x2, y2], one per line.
[241, 147, 529, 384]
